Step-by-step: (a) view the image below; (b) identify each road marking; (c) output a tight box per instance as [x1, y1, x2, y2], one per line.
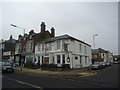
[68, 79, 75, 81]
[7, 78, 43, 89]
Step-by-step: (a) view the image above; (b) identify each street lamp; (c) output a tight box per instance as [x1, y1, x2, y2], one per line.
[11, 24, 25, 36]
[11, 24, 25, 71]
[93, 34, 98, 49]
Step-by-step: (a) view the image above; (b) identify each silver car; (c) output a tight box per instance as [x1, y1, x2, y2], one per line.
[2, 62, 14, 73]
[89, 62, 102, 70]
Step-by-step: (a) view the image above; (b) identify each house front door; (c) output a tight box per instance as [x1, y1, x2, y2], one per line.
[44, 57, 49, 64]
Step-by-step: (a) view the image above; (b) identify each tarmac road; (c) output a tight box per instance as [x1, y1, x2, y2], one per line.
[2, 64, 119, 89]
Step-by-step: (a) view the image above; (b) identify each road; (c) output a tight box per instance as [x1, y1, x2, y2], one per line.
[2, 64, 119, 89]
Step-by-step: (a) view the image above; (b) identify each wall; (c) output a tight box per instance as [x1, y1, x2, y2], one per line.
[35, 38, 92, 69]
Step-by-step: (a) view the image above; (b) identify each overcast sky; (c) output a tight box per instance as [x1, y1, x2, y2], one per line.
[0, 2, 118, 55]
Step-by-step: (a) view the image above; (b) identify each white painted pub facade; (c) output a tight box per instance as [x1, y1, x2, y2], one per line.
[35, 34, 92, 69]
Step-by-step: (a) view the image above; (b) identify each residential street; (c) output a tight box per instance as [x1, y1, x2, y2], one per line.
[2, 64, 119, 89]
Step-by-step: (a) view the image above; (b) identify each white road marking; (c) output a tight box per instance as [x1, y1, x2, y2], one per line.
[68, 79, 75, 81]
[7, 78, 43, 89]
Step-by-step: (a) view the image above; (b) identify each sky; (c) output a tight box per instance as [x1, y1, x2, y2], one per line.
[0, 2, 118, 55]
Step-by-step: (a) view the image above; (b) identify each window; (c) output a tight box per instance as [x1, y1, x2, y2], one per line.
[30, 43, 32, 50]
[38, 56, 40, 60]
[57, 55, 61, 64]
[23, 45, 26, 51]
[56, 41, 61, 50]
[42, 44, 44, 51]
[38, 44, 41, 51]
[42, 56, 44, 63]
[85, 46, 87, 54]
[62, 55, 65, 64]
[79, 44, 82, 52]
[24, 37, 26, 40]
[30, 35, 32, 39]
[53, 56, 54, 64]
[80, 56, 82, 64]
[85, 56, 87, 64]
[62, 40, 65, 50]
[64, 43, 68, 51]
[75, 56, 78, 60]
[26, 43, 29, 51]
[49, 43, 52, 51]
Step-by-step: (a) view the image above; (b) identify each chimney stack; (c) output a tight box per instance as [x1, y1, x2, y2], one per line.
[51, 27, 55, 37]
[29, 30, 34, 35]
[10, 35, 13, 40]
[41, 22, 46, 33]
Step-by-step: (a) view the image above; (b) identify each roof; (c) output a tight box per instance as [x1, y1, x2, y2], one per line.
[92, 48, 108, 55]
[2, 38, 16, 52]
[37, 34, 91, 46]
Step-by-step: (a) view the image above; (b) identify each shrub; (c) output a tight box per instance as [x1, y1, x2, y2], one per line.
[24, 63, 39, 69]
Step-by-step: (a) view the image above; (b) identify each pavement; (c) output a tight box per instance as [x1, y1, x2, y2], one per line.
[14, 66, 97, 78]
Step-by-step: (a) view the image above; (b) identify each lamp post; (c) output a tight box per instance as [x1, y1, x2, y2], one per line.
[11, 24, 25, 36]
[93, 34, 98, 49]
[11, 24, 25, 71]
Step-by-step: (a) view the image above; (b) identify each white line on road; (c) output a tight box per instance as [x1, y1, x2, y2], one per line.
[68, 79, 75, 81]
[7, 78, 43, 89]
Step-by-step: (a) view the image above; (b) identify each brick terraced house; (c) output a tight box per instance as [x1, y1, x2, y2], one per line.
[14, 22, 55, 65]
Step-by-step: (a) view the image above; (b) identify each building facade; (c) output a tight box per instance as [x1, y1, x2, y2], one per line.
[92, 48, 113, 63]
[35, 34, 92, 69]
[1, 36, 16, 63]
[14, 22, 55, 65]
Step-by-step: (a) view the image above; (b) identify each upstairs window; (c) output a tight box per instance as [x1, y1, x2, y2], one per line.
[80, 56, 82, 64]
[42, 44, 44, 51]
[29, 35, 32, 39]
[30, 43, 32, 50]
[56, 40, 61, 50]
[85, 46, 87, 54]
[38, 44, 41, 51]
[24, 37, 26, 41]
[79, 44, 82, 52]
[85, 56, 87, 64]
[62, 40, 65, 50]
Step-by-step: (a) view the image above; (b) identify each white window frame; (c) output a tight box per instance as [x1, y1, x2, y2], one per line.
[56, 40, 61, 50]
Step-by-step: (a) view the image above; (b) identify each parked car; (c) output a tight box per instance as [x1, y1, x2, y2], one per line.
[118, 61, 120, 64]
[113, 61, 119, 64]
[89, 62, 102, 70]
[106, 62, 111, 66]
[2, 62, 14, 73]
[99, 62, 107, 68]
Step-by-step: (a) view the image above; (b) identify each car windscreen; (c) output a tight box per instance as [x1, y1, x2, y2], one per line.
[2, 62, 12, 66]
